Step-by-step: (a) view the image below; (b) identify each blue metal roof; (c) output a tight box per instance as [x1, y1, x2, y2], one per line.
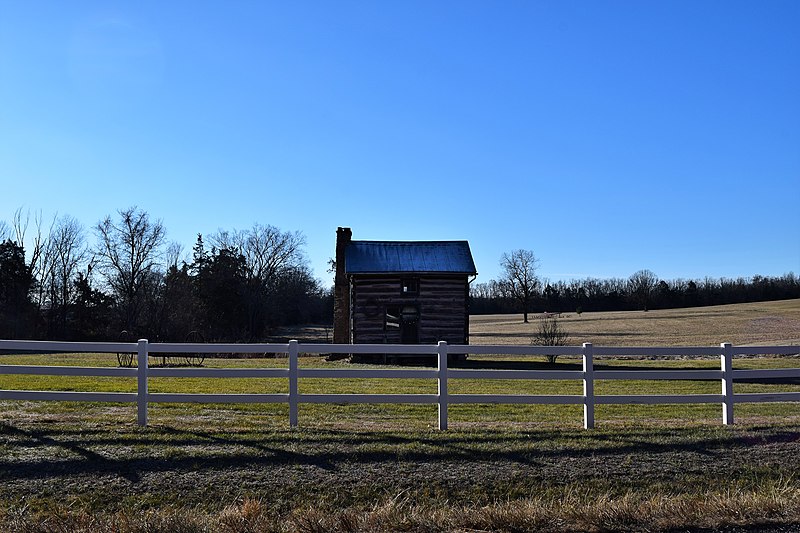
[345, 241, 477, 274]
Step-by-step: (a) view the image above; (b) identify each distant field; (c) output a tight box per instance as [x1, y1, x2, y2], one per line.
[470, 298, 800, 346]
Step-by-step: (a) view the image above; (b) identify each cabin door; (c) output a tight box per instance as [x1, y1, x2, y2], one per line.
[400, 305, 419, 344]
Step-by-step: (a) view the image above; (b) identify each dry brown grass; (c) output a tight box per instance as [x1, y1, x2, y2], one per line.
[4, 486, 800, 532]
[470, 299, 800, 346]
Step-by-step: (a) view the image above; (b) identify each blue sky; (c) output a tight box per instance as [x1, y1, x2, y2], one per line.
[1, 1, 798, 286]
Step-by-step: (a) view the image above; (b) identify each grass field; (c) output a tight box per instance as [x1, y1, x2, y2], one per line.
[470, 298, 800, 346]
[1, 299, 799, 532]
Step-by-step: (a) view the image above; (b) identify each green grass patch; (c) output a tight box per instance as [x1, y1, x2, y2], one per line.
[1, 352, 798, 429]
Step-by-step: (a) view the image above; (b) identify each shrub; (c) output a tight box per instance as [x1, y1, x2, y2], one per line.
[532, 315, 570, 364]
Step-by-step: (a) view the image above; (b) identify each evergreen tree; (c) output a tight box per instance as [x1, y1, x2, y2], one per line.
[0, 240, 35, 338]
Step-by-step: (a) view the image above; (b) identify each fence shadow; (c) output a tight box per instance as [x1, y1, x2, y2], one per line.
[450, 359, 800, 383]
[2, 422, 798, 488]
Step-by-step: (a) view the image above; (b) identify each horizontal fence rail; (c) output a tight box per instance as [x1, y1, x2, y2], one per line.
[1, 339, 798, 429]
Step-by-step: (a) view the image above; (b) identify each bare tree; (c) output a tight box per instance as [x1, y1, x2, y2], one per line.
[165, 241, 184, 270]
[11, 207, 30, 245]
[42, 215, 88, 334]
[94, 207, 166, 332]
[470, 282, 498, 300]
[210, 224, 308, 340]
[628, 269, 658, 311]
[13, 208, 52, 303]
[212, 223, 306, 283]
[498, 249, 540, 323]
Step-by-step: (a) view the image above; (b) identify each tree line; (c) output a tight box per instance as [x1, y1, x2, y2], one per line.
[4, 218, 796, 341]
[472, 249, 799, 317]
[0, 207, 331, 341]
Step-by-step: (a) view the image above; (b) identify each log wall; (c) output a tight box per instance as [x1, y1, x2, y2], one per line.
[350, 275, 469, 345]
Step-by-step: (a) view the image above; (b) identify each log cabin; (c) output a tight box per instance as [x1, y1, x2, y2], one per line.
[333, 227, 477, 363]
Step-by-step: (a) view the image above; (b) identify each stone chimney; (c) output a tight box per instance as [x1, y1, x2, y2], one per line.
[333, 227, 352, 344]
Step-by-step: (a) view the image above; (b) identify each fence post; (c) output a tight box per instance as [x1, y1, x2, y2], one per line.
[437, 341, 448, 430]
[289, 340, 299, 428]
[721, 342, 734, 425]
[583, 342, 595, 429]
[137, 339, 148, 427]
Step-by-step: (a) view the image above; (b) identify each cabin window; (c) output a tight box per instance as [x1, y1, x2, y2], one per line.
[385, 306, 401, 330]
[401, 278, 418, 295]
[384, 305, 420, 343]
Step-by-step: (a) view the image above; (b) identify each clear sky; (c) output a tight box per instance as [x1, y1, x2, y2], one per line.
[1, 1, 798, 287]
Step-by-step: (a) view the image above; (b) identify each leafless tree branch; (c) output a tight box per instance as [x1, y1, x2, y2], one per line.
[498, 249, 540, 323]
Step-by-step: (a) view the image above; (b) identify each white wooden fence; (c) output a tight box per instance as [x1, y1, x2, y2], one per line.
[1, 339, 798, 429]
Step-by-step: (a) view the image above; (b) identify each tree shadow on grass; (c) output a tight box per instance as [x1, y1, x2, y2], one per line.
[1, 421, 798, 487]
[454, 359, 800, 383]
[455, 359, 708, 372]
